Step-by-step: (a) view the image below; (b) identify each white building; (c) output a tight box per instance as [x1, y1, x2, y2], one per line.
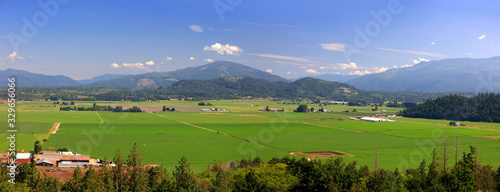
[16, 153, 31, 160]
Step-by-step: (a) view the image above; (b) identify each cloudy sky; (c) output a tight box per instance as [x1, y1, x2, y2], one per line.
[0, 0, 498, 80]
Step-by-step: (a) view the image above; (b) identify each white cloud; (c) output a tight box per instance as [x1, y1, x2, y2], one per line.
[145, 60, 155, 65]
[375, 47, 447, 57]
[305, 69, 319, 74]
[166, 57, 172, 61]
[247, 53, 312, 63]
[374, 67, 389, 73]
[400, 64, 413, 68]
[287, 72, 298, 75]
[273, 60, 301, 66]
[412, 58, 429, 64]
[189, 25, 203, 32]
[393, 65, 398, 68]
[204, 58, 214, 62]
[339, 62, 358, 69]
[266, 69, 272, 73]
[431, 42, 435, 45]
[204, 43, 243, 55]
[349, 70, 372, 75]
[189, 57, 195, 60]
[111, 63, 120, 68]
[123, 62, 145, 69]
[478, 35, 486, 40]
[320, 43, 345, 52]
[6, 52, 23, 62]
[299, 66, 306, 69]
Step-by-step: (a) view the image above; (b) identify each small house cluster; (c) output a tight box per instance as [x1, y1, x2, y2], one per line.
[201, 108, 226, 112]
[1, 150, 106, 168]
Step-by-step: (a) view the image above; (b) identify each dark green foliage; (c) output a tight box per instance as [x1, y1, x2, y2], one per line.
[403, 102, 417, 108]
[173, 156, 198, 191]
[4, 144, 499, 191]
[57, 147, 69, 151]
[400, 93, 500, 123]
[294, 104, 307, 112]
[496, 166, 500, 192]
[34, 140, 42, 154]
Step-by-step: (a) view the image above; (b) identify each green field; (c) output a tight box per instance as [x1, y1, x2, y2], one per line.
[2, 100, 500, 172]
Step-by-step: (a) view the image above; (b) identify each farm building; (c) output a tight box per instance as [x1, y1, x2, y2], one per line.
[360, 117, 396, 122]
[328, 101, 349, 105]
[36, 152, 101, 167]
[201, 109, 210, 112]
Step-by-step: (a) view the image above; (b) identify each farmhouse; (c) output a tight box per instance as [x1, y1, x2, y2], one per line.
[201, 109, 210, 112]
[328, 101, 349, 105]
[36, 151, 101, 168]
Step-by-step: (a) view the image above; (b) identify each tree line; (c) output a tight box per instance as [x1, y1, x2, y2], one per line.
[60, 103, 143, 112]
[399, 93, 500, 123]
[2, 143, 499, 191]
[1, 77, 464, 103]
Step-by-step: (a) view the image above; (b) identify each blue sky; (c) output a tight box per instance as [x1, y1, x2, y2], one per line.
[0, 0, 498, 80]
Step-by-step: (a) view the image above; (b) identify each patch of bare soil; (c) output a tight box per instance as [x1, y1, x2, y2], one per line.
[475, 135, 500, 139]
[306, 117, 347, 121]
[38, 167, 101, 182]
[233, 114, 267, 118]
[291, 151, 355, 159]
[201, 113, 267, 118]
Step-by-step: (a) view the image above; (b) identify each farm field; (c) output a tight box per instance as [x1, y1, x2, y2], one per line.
[2, 100, 500, 173]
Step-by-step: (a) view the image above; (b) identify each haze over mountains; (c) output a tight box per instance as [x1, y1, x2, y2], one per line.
[347, 56, 500, 92]
[2, 57, 500, 93]
[290, 74, 360, 83]
[91, 61, 287, 89]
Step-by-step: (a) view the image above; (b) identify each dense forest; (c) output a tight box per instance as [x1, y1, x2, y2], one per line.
[1, 77, 466, 103]
[2, 143, 500, 191]
[399, 93, 500, 123]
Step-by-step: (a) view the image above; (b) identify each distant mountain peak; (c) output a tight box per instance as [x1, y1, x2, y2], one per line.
[346, 56, 500, 92]
[90, 61, 287, 89]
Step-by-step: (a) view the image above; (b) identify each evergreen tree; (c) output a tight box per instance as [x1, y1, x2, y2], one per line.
[173, 156, 198, 191]
[34, 140, 42, 154]
[113, 148, 128, 191]
[127, 143, 149, 191]
[64, 167, 83, 191]
[209, 169, 231, 192]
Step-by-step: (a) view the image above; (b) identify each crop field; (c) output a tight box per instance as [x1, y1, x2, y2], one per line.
[2, 100, 500, 172]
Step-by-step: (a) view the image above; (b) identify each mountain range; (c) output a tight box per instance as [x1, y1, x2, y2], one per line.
[346, 56, 500, 92]
[290, 74, 360, 83]
[90, 61, 287, 89]
[2, 57, 500, 93]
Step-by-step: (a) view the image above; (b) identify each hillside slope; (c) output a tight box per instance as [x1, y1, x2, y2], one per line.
[0, 69, 80, 87]
[90, 61, 288, 89]
[346, 57, 500, 92]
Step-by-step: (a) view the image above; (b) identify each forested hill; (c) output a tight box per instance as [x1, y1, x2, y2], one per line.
[399, 93, 500, 123]
[145, 77, 365, 100]
[8, 77, 456, 102]
[90, 61, 288, 89]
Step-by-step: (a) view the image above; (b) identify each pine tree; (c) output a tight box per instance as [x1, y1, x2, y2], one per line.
[173, 156, 198, 191]
[113, 148, 127, 191]
[127, 143, 149, 191]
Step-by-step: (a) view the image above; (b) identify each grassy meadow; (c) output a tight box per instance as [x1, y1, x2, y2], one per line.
[2, 100, 499, 172]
